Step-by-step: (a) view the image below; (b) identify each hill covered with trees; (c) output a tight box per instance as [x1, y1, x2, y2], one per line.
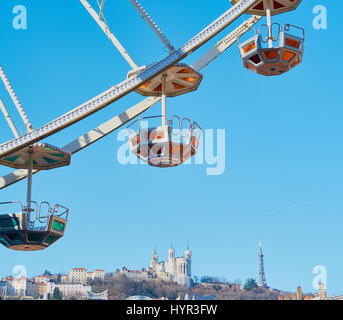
[90, 274, 293, 300]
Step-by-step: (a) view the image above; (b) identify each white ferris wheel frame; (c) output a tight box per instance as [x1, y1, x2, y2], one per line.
[0, 0, 261, 190]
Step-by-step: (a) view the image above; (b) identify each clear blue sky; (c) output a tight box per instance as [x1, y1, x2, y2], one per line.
[0, 1, 342, 296]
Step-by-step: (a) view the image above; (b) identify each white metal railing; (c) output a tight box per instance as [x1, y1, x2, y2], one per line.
[0, 201, 69, 231]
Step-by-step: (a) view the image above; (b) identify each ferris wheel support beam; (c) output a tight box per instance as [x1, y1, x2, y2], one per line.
[0, 15, 261, 190]
[0, 99, 20, 138]
[0, 0, 260, 160]
[128, 0, 176, 54]
[0, 65, 34, 133]
[0, 96, 161, 189]
[80, 0, 138, 69]
[63, 96, 160, 153]
[191, 15, 262, 71]
[0, 169, 37, 191]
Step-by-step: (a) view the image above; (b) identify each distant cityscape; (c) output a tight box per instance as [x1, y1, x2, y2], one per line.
[0, 245, 193, 300]
[0, 242, 339, 300]
[0, 268, 107, 300]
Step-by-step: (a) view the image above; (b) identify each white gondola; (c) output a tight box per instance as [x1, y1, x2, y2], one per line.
[127, 115, 201, 168]
[238, 24, 304, 76]
[234, 0, 304, 76]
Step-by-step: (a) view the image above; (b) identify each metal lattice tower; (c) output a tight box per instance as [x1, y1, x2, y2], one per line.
[258, 240, 267, 288]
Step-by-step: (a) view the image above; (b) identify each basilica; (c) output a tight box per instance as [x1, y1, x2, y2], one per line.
[147, 245, 192, 287]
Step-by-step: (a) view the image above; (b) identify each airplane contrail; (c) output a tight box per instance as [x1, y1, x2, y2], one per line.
[263, 201, 313, 216]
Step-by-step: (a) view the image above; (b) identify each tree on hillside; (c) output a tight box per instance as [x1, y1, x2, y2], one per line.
[52, 287, 63, 300]
[43, 270, 52, 276]
[244, 278, 258, 290]
[200, 276, 229, 284]
[56, 273, 62, 283]
[90, 275, 283, 300]
[200, 276, 217, 284]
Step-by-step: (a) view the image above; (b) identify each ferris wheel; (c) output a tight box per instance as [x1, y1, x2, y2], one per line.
[0, 0, 304, 251]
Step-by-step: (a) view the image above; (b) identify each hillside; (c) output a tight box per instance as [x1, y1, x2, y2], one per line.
[91, 275, 292, 300]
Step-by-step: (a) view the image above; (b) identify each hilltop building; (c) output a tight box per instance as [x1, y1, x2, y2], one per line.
[53, 282, 92, 298]
[148, 245, 192, 287]
[0, 268, 106, 300]
[67, 268, 105, 284]
[115, 245, 193, 287]
[0, 276, 27, 297]
[34, 275, 56, 284]
[67, 268, 88, 284]
[114, 267, 152, 282]
[0, 276, 92, 300]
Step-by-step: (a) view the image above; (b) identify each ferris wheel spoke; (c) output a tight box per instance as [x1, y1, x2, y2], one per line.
[0, 96, 160, 190]
[191, 15, 262, 71]
[0, 65, 34, 133]
[129, 0, 176, 54]
[80, 0, 138, 69]
[0, 98, 20, 139]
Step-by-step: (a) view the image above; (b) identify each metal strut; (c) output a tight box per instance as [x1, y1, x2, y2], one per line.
[0, 65, 34, 132]
[191, 15, 262, 71]
[0, 98, 20, 138]
[98, 0, 105, 20]
[80, 0, 138, 69]
[129, 0, 176, 54]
